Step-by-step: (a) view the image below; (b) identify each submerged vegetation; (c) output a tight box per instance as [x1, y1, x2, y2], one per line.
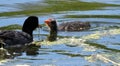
[0, 0, 119, 17]
[85, 41, 120, 52]
[0, 24, 45, 30]
[65, 15, 120, 18]
[0, 24, 22, 30]
[0, 0, 120, 65]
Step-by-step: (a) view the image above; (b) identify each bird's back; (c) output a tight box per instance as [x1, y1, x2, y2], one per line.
[58, 22, 91, 31]
[0, 31, 33, 47]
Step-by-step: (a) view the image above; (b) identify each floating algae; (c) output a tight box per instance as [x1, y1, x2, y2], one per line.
[85, 53, 120, 66]
[82, 29, 120, 40]
[34, 28, 120, 46]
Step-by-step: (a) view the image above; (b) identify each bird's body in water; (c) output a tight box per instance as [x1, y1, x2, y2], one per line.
[44, 18, 91, 41]
[58, 21, 90, 31]
[0, 16, 40, 48]
[0, 31, 32, 47]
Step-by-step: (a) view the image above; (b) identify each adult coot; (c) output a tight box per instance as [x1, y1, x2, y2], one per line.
[0, 16, 40, 47]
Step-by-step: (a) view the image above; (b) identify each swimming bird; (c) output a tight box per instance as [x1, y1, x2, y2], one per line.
[44, 18, 58, 41]
[45, 18, 91, 31]
[44, 18, 90, 41]
[0, 16, 40, 48]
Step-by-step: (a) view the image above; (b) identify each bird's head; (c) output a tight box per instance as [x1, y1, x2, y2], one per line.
[44, 18, 57, 31]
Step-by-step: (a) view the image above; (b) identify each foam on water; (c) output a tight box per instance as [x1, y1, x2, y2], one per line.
[85, 53, 120, 66]
[34, 28, 120, 65]
[39, 28, 120, 45]
[82, 29, 120, 40]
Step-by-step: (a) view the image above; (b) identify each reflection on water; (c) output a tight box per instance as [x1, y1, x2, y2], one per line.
[0, 7, 17, 13]
[60, 10, 120, 15]
[0, 33, 120, 65]
[0, 0, 120, 66]
[85, 53, 120, 66]
[0, 0, 41, 13]
[0, 44, 40, 60]
[1, 18, 120, 66]
[0, 0, 40, 5]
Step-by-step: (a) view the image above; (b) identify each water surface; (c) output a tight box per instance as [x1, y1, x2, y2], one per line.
[0, 0, 120, 66]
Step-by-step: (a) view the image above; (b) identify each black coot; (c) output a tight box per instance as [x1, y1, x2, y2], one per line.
[45, 18, 90, 31]
[0, 16, 39, 47]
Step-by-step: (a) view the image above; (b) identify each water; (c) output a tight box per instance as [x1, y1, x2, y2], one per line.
[0, 0, 42, 13]
[0, 0, 120, 66]
[80, 0, 120, 5]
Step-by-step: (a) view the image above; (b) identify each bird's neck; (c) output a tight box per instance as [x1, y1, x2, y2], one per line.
[48, 30, 57, 42]
[47, 23, 58, 42]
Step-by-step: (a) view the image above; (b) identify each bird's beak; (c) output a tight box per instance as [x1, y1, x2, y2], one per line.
[44, 19, 51, 27]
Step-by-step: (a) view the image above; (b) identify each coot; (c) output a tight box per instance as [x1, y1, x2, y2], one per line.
[0, 16, 40, 47]
[45, 18, 91, 31]
[44, 18, 57, 41]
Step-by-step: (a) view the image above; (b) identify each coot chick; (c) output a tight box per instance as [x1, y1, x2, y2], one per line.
[45, 18, 91, 31]
[44, 18, 57, 41]
[0, 16, 40, 48]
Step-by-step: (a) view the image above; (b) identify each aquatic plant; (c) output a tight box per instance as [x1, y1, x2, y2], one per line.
[0, 24, 22, 30]
[0, 0, 119, 17]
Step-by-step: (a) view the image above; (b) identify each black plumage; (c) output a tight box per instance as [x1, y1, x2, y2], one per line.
[0, 16, 39, 47]
[45, 18, 91, 31]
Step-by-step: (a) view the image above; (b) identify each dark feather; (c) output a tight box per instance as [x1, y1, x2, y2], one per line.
[0, 31, 32, 47]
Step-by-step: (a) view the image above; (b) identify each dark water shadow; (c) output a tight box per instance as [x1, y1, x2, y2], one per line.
[0, 44, 41, 60]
